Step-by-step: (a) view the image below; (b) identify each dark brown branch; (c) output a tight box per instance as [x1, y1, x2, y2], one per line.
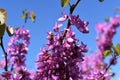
[70, 0, 80, 14]
[60, 0, 80, 44]
[0, 37, 8, 71]
[59, 0, 81, 79]
[106, 56, 116, 71]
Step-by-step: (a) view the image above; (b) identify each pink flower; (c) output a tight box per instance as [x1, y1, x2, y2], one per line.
[96, 22, 107, 33]
[0, 60, 5, 69]
[53, 22, 63, 32]
[69, 14, 89, 33]
[58, 12, 67, 22]
[110, 15, 120, 26]
[81, 51, 111, 80]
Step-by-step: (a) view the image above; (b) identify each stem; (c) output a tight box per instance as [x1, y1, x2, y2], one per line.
[103, 55, 116, 80]
[69, 3, 71, 7]
[105, 44, 117, 71]
[0, 37, 8, 71]
[60, 0, 80, 44]
[106, 55, 116, 71]
[70, 0, 80, 14]
[103, 43, 117, 80]
[60, 0, 81, 79]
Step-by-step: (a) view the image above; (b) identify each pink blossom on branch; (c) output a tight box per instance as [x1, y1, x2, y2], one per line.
[96, 15, 120, 53]
[53, 22, 63, 32]
[35, 27, 88, 80]
[81, 51, 112, 80]
[0, 60, 6, 69]
[6, 28, 35, 80]
[58, 12, 68, 22]
[69, 14, 89, 33]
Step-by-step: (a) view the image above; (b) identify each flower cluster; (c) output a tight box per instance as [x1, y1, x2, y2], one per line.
[5, 28, 34, 80]
[57, 12, 89, 33]
[35, 13, 88, 79]
[7, 28, 30, 72]
[80, 15, 120, 80]
[81, 51, 111, 80]
[96, 15, 120, 53]
[0, 59, 6, 69]
[69, 15, 89, 33]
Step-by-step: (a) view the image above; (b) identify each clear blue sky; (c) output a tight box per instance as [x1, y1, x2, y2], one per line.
[0, 0, 120, 80]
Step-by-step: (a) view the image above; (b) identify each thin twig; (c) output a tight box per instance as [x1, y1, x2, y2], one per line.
[70, 0, 80, 14]
[69, 3, 71, 7]
[0, 37, 8, 71]
[106, 56, 116, 71]
[105, 44, 117, 71]
[103, 44, 117, 80]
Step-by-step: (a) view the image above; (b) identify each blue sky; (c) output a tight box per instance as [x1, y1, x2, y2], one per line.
[0, 0, 120, 79]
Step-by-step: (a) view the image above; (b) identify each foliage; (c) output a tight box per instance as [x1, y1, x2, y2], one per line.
[115, 43, 120, 55]
[20, 10, 36, 23]
[103, 50, 112, 57]
[61, 0, 70, 7]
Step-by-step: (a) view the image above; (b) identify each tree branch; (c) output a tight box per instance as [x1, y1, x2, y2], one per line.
[60, 0, 80, 44]
[59, 0, 81, 79]
[0, 37, 8, 71]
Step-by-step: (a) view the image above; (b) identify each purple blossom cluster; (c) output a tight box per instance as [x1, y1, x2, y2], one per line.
[69, 15, 89, 33]
[0, 28, 35, 80]
[96, 15, 120, 53]
[7, 28, 30, 72]
[57, 12, 89, 34]
[34, 14, 120, 80]
[81, 51, 111, 80]
[35, 12, 89, 80]
[80, 15, 120, 80]
[35, 27, 88, 80]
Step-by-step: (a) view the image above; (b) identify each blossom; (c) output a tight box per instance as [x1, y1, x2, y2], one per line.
[58, 12, 67, 22]
[53, 22, 63, 32]
[36, 27, 87, 80]
[7, 28, 32, 79]
[81, 51, 112, 80]
[96, 15, 120, 53]
[0, 60, 5, 69]
[96, 22, 107, 33]
[110, 15, 120, 26]
[69, 14, 89, 33]
[13, 70, 35, 80]
[0, 71, 12, 80]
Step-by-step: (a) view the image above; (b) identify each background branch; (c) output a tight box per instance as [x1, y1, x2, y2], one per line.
[0, 37, 8, 71]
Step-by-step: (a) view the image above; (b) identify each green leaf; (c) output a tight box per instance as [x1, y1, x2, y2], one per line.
[0, 24, 5, 38]
[0, 8, 7, 25]
[99, 0, 104, 2]
[6, 26, 14, 37]
[20, 15, 25, 19]
[30, 11, 36, 23]
[115, 43, 120, 55]
[105, 17, 109, 22]
[20, 10, 28, 23]
[103, 50, 112, 57]
[61, 0, 70, 7]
